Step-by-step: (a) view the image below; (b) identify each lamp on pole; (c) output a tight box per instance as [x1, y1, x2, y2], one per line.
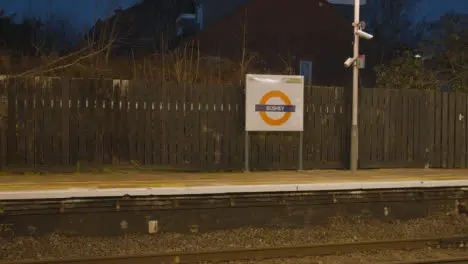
[350, 0, 361, 173]
[414, 54, 425, 68]
[344, 0, 373, 173]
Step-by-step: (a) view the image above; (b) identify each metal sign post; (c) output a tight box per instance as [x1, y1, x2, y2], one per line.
[244, 74, 304, 172]
[245, 131, 250, 172]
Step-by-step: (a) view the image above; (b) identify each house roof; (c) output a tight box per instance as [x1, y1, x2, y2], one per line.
[187, 0, 355, 51]
[84, 0, 256, 56]
[181, 0, 380, 86]
[86, 0, 196, 55]
[186, 0, 357, 43]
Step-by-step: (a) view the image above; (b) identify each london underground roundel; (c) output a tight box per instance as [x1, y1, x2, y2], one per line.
[245, 74, 304, 132]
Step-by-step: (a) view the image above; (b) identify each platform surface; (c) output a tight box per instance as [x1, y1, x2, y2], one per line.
[0, 168, 467, 189]
[0, 169, 467, 200]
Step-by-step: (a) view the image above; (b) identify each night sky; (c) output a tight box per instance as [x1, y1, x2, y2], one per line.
[0, 0, 138, 31]
[0, 0, 467, 31]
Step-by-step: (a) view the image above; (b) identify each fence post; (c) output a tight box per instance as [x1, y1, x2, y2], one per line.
[0, 80, 5, 170]
[7, 79, 16, 165]
[0, 127, 4, 170]
[61, 78, 70, 166]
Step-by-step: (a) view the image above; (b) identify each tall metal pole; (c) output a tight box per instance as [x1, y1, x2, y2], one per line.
[244, 131, 250, 172]
[350, 0, 360, 172]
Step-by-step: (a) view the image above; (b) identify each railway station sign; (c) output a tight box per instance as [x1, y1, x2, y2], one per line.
[245, 74, 304, 132]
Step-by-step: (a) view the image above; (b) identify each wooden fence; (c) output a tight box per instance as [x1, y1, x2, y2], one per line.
[0, 77, 467, 171]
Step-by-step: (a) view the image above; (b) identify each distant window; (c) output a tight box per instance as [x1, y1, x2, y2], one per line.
[196, 4, 204, 29]
[299, 60, 312, 84]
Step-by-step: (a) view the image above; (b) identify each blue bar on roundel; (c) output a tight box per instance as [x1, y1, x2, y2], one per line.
[255, 104, 296, 112]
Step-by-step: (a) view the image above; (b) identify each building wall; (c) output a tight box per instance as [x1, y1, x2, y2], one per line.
[195, 0, 252, 28]
[193, 0, 378, 86]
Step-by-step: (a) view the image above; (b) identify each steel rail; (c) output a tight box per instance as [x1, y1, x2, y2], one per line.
[4, 236, 468, 264]
[384, 257, 468, 264]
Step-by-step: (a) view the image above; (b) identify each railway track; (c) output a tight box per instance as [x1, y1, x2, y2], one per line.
[5, 236, 468, 264]
[386, 257, 468, 264]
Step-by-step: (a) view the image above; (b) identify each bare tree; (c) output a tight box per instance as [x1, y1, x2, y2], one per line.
[238, 8, 258, 85]
[366, 0, 423, 63]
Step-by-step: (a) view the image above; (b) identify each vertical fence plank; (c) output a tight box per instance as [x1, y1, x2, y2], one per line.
[166, 83, 177, 166]
[414, 92, 423, 165]
[425, 91, 434, 168]
[465, 93, 468, 168]
[211, 85, 224, 168]
[200, 85, 209, 168]
[192, 85, 202, 169]
[432, 92, 442, 167]
[0, 79, 5, 169]
[455, 92, 466, 168]
[127, 80, 137, 165]
[314, 89, 324, 165]
[159, 84, 169, 165]
[183, 84, 194, 167]
[176, 84, 187, 167]
[144, 81, 153, 166]
[391, 91, 402, 165]
[101, 79, 114, 164]
[336, 87, 347, 166]
[221, 85, 230, 169]
[42, 80, 52, 165]
[448, 93, 456, 168]
[22, 79, 34, 167]
[320, 89, 330, 165]
[303, 86, 311, 168]
[368, 89, 377, 164]
[34, 79, 44, 166]
[117, 80, 130, 164]
[166, 83, 175, 166]
[399, 92, 408, 164]
[441, 92, 449, 167]
[51, 78, 63, 166]
[148, 81, 157, 165]
[69, 79, 79, 166]
[135, 80, 147, 165]
[420, 91, 431, 168]
[91, 79, 101, 165]
[359, 89, 370, 166]
[86, 80, 96, 164]
[238, 86, 246, 170]
[61, 78, 70, 166]
[329, 89, 338, 164]
[407, 91, 415, 163]
[0, 125, 4, 170]
[8, 79, 18, 165]
[76, 79, 87, 164]
[16, 79, 27, 166]
[383, 90, 392, 163]
[229, 86, 242, 169]
[111, 80, 120, 164]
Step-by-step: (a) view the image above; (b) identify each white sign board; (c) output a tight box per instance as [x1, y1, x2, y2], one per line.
[245, 74, 304, 132]
[327, 0, 366, 5]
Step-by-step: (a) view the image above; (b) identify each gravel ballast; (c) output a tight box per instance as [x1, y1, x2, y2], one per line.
[225, 249, 468, 264]
[1, 215, 468, 261]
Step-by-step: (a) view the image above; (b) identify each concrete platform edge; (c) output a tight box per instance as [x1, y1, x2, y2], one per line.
[1, 180, 468, 200]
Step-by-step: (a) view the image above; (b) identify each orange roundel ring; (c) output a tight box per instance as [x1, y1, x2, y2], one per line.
[259, 90, 292, 126]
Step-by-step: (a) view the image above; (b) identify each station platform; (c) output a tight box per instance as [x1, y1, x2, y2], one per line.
[0, 169, 467, 200]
